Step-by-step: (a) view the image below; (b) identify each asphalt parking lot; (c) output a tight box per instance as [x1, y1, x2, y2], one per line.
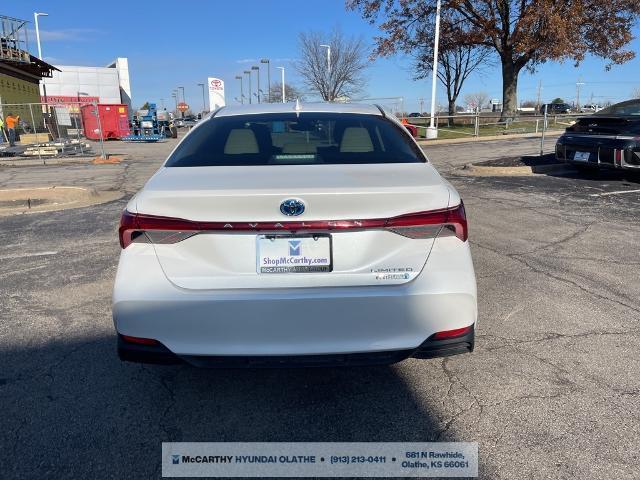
[1, 134, 639, 479]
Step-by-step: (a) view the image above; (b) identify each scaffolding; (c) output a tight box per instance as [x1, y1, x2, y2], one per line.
[0, 15, 30, 65]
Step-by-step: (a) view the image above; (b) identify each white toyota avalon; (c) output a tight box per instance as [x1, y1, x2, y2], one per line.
[113, 102, 477, 367]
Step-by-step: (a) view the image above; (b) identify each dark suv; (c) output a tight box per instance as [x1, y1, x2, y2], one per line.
[540, 103, 572, 114]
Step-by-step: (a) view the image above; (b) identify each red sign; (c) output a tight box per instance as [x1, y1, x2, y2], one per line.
[177, 102, 189, 112]
[210, 79, 222, 90]
[41, 95, 99, 104]
[41, 95, 100, 113]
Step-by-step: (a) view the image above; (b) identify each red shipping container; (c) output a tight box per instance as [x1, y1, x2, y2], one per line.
[80, 104, 130, 140]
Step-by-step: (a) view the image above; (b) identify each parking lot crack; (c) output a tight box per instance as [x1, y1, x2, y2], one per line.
[437, 358, 484, 437]
[472, 240, 640, 315]
[513, 254, 640, 315]
[479, 330, 635, 353]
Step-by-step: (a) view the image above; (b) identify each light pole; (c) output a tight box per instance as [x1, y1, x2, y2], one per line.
[277, 67, 285, 103]
[320, 44, 331, 73]
[427, 0, 441, 139]
[178, 86, 185, 117]
[172, 91, 178, 115]
[197, 82, 206, 113]
[34, 12, 49, 59]
[576, 78, 585, 112]
[34, 12, 49, 115]
[244, 70, 252, 104]
[235, 75, 244, 104]
[251, 66, 261, 103]
[261, 59, 271, 103]
[320, 44, 332, 101]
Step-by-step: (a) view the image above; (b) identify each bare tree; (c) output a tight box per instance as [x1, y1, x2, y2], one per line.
[269, 82, 305, 103]
[520, 99, 538, 108]
[296, 29, 369, 101]
[349, 0, 640, 119]
[414, 45, 491, 117]
[632, 87, 640, 99]
[464, 92, 489, 112]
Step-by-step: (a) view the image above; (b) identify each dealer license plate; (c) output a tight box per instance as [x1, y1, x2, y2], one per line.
[257, 235, 332, 273]
[573, 151, 591, 162]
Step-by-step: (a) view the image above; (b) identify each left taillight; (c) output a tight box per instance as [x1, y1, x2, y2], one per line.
[119, 210, 138, 248]
[119, 210, 198, 249]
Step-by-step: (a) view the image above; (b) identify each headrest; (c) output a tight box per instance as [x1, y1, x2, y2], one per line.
[224, 129, 259, 154]
[339, 127, 373, 153]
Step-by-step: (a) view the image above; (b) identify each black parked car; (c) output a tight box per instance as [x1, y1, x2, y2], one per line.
[540, 103, 572, 114]
[555, 99, 640, 172]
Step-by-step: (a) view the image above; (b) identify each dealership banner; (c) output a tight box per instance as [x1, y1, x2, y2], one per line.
[162, 442, 478, 477]
[207, 77, 225, 110]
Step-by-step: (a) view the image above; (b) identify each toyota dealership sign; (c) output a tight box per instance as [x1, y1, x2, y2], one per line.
[208, 77, 226, 110]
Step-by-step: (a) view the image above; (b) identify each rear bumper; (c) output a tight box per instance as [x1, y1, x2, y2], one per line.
[117, 328, 475, 367]
[113, 237, 477, 359]
[555, 136, 640, 170]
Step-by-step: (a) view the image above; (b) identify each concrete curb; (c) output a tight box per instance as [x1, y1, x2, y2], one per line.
[456, 163, 572, 177]
[0, 155, 126, 167]
[417, 131, 562, 146]
[0, 186, 123, 216]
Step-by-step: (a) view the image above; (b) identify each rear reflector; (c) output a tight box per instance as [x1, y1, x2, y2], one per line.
[119, 202, 468, 248]
[615, 149, 622, 165]
[120, 335, 159, 345]
[433, 325, 473, 340]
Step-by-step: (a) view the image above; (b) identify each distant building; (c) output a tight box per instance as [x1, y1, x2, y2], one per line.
[42, 58, 132, 113]
[0, 14, 57, 124]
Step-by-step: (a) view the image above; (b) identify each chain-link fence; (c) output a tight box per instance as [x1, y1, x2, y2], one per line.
[0, 101, 101, 162]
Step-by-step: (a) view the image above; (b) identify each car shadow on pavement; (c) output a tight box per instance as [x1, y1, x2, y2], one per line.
[1, 335, 483, 478]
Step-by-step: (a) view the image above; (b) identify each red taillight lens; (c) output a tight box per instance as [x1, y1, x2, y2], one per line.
[119, 210, 138, 248]
[615, 149, 622, 164]
[118, 202, 468, 248]
[386, 202, 468, 241]
[433, 325, 473, 340]
[120, 334, 159, 345]
[119, 210, 199, 248]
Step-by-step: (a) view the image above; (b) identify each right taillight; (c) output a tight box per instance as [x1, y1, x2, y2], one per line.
[385, 202, 468, 241]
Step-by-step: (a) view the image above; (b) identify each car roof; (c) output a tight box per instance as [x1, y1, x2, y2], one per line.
[214, 102, 383, 117]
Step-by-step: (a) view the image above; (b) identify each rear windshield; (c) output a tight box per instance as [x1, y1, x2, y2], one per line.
[165, 113, 425, 167]
[595, 100, 640, 116]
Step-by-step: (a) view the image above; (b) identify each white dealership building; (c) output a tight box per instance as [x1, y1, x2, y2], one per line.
[41, 57, 132, 112]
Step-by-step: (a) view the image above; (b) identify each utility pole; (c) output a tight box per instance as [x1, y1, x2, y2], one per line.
[536, 80, 543, 111]
[418, 97, 424, 115]
[576, 78, 585, 112]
